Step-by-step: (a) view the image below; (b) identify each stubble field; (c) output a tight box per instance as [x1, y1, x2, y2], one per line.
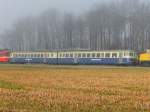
[0, 65, 150, 112]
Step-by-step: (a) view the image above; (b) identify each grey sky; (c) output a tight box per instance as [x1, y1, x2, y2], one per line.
[0, 0, 102, 33]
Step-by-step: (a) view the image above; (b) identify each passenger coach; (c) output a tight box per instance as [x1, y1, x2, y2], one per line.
[10, 50, 137, 65]
[9, 51, 58, 64]
[58, 50, 137, 65]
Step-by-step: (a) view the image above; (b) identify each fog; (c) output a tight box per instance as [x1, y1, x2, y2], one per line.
[0, 0, 102, 32]
[1, 0, 150, 51]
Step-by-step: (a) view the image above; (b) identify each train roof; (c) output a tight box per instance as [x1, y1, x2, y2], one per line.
[58, 50, 135, 52]
[11, 49, 136, 53]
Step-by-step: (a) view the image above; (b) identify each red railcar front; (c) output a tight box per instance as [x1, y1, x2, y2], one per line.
[0, 50, 9, 63]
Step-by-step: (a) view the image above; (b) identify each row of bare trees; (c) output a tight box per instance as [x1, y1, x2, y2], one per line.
[1, 0, 150, 52]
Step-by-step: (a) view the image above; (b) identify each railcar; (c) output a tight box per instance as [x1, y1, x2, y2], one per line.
[0, 49, 9, 63]
[58, 50, 137, 65]
[9, 50, 137, 65]
[9, 51, 58, 64]
[139, 49, 150, 66]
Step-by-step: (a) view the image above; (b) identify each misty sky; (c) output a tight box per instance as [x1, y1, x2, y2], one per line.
[0, 0, 103, 33]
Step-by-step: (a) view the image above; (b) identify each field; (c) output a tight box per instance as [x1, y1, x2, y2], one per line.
[0, 65, 150, 112]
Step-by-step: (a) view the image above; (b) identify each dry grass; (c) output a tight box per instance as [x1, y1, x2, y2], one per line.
[0, 65, 150, 112]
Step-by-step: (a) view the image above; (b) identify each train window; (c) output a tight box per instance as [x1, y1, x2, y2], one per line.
[62, 54, 64, 58]
[13, 54, 15, 57]
[48, 54, 50, 58]
[112, 53, 117, 58]
[41, 54, 44, 58]
[31, 54, 34, 58]
[62, 54, 65, 57]
[46, 54, 48, 58]
[70, 54, 73, 58]
[124, 52, 128, 56]
[44, 54, 47, 58]
[26, 54, 28, 57]
[124, 52, 126, 56]
[44, 54, 46, 58]
[51, 54, 53, 57]
[29, 54, 31, 57]
[78, 53, 81, 58]
[44, 54, 46, 57]
[47, 53, 50, 58]
[37, 54, 39, 58]
[129, 52, 134, 56]
[119, 53, 123, 58]
[87, 53, 90, 58]
[42, 54, 45, 58]
[66, 54, 69, 58]
[34, 54, 36, 58]
[46, 54, 49, 58]
[25, 54, 27, 57]
[19, 54, 22, 57]
[59, 54, 62, 58]
[43, 54, 45, 58]
[38, 54, 40, 58]
[105, 53, 110, 58]
[92, 53, 95, 58]
[64, 54, 66, 58]
[97, 53, 100, 57]
[24, 54, 27, 57]
[82, 53, 86, 58]
[101, 53, 104, 58]
[63, 54, 65, 57]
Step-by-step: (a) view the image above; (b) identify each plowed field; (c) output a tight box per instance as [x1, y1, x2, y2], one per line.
[0, 65, 150, 112]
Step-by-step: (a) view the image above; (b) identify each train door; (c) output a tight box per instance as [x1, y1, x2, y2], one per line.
[118, 52, 123, 64]
[74, 53, 78, 64]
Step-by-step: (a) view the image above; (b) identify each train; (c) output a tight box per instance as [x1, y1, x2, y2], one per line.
[0, 49, 150, 66]
[0, 49, 138, 65]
